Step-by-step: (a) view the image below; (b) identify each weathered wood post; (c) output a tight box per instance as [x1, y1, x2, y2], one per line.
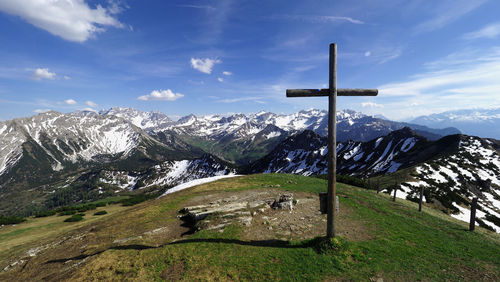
[469, 197, 478, 231]
[418, 185, 424, 212]
[326, 43, 337, 238]
[286, 43, 378, 238]
[393, 180, 398, 202]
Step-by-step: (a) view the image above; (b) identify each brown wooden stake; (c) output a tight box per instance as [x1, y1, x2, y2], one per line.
[470, 197, 478, 231]
[419, 185, 424, 212]
[285, 43, 378, 238]
[327, 43, 337, 238]
[393, 185, 397, 202]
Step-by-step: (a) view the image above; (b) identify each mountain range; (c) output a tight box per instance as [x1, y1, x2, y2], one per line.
[101, 107, 459, 165]
[246, 127, 500, 232]
[411, 107, 500, 139]
[0, 107, 498, 233]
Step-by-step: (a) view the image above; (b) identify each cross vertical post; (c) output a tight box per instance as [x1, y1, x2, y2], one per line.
[285, 43, 378, 238]
[327, 43, 337, 238]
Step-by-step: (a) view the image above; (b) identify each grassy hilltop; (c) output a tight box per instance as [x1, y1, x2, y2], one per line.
[0, 174, 499, 281]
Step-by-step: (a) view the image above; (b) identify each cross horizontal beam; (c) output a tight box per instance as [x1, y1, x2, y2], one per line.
[286, 88, 378, 97]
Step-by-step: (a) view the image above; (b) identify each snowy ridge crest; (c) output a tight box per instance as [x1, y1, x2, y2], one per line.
[0, 111, 151, 176]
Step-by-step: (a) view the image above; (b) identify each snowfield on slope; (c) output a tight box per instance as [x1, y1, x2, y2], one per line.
[160, 174, 241, 196]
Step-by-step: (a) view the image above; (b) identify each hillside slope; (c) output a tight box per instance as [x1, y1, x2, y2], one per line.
[0, 174, 498, 281]
[248, 129, 500, 232]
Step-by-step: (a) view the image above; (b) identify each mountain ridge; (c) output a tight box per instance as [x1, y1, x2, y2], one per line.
[411, 107, 500, 139]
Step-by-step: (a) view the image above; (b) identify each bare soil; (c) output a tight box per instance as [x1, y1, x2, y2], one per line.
[181, 188, 373, 242]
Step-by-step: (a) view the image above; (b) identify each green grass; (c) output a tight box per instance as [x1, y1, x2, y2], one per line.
[67, 174, 499, 281]
[63, 214, 84, 222]
[93, 210, 108, 216]
[1, 174, 499, 281]
[0, 215, 26, 225]
[137, 174, 499, 281]
[143, 226, 356, 281]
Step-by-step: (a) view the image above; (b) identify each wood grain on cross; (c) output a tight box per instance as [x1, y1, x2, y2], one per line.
[286, 43, 378, 238]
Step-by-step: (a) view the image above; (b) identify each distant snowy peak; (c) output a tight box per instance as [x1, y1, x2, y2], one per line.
[414, 108, 500, 123]
[161, 108, 363, 139]
[0, 110, 162, 177]
[100, 107, 173, 131]
[411, 108, 500, 139]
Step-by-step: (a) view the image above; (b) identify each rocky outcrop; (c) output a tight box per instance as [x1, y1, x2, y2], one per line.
[179, 193, 297, 232]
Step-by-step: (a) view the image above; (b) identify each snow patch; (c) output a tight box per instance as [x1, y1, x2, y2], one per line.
[160, 175, 241, 196]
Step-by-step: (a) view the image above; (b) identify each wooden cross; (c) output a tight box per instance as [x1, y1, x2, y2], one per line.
[286, 43, 378, 238]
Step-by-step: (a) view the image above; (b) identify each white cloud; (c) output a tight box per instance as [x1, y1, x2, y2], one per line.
[34, 109, 51, 113]
[340, 47, 402, 65]
[272, 14, 364, 25]
[463, 22, 500, 40]
[32, 68, 56, 80]
[80, 107, 97, 112]
[190, 58, 221, 74]
[137, 89, 184, 101]
[377, 47, 500, 119]
[222, 71, 232, 76]
[414, 0, 486, 33]
[220, 97, 264, 103]
[107, 0, 127, 14]
[85, 101, 98, 107]
[63, 75, 71, 80]
[379, 48, 500, 97]
[0, 0, 125, 42]
[64, 99, 77, 105]
[361, 102, 384, 108]
[217, 77, 224, 82]
[177, 4, 215, 10]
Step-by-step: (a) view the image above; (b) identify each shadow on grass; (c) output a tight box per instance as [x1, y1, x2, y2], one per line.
[167, 238, 301, 248]
[45, 237, 334, 264]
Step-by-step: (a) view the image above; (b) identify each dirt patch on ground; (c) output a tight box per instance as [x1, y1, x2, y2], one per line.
[180, 188, 373, 242]
[160, 261, 185, 281]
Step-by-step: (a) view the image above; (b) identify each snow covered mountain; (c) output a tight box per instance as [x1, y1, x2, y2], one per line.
[102, 107, 460, 164]
[0, 111, 145, 177]
[99, 107, 174, 132]
[411, 108, 500, 139]
[0, 110, 207, 214]
[105, 107, 458, 141]
[0, 108, 471, 218]
[68, 154, 235, 191]
[247, 128, 500, 232]
[400, 136, 500, 232]
[246, 127, 440, 176]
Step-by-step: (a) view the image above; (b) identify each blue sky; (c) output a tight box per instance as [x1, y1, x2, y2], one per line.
[0, 0, 499, 121]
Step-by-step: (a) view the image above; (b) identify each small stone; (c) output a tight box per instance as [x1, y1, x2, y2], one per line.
[268, 226, 273, 230]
